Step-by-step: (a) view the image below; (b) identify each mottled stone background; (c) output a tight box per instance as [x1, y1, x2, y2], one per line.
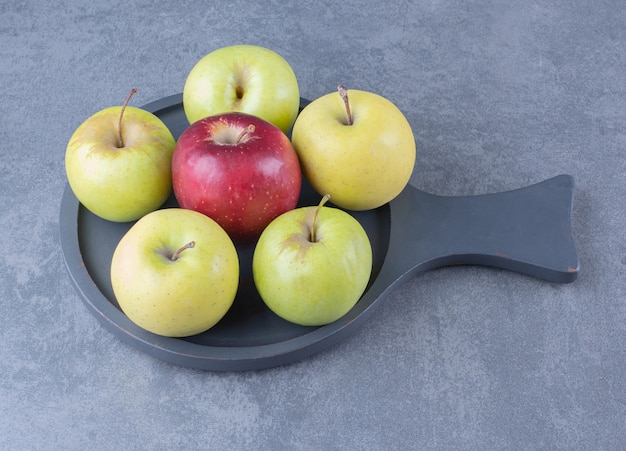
[1, 0, 624, 449]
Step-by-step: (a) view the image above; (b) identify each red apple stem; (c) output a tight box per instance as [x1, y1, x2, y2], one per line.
[117, 87, 138, 148]
[171, 241, 195, 261]
[337, 85, 353, 125]
[310, 194, 331, 243]
[235, 124, 256, 144]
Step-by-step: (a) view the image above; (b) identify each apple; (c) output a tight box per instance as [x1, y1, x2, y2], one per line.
[291, 85, 416, 211]
[110, 208, 239, 337]
[172, 112, 302, 244]
[183, 44, 300, 134]
[65, 88, 176, 222]
[252, 195, 373, 326]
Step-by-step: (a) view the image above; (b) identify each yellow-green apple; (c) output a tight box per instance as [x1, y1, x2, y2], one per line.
[252, 195, 373, 326]
[183, 44, 300, 134]
[110, 208, 239, 337]
[65, 88, 175, 222]
[172, 112, 302, 244]
[291, 85, 416, 211]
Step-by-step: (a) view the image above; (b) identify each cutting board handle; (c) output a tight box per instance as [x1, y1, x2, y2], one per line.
[386, 174, 579, 283]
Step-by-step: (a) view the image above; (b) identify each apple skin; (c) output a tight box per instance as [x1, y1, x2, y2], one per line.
[65, 105, 175, 222]
[183, 44, 300, 134]
[110, 208, 239, 337]
[172, 112, 302, 244]
[291, 89, 416, 211]
[252, 202, 373, 326]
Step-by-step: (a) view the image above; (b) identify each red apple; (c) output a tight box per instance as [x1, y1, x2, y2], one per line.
[172, 112, 302, 243]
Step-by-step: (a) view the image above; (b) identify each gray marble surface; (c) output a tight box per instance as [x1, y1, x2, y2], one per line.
[1, 0, 624, 449]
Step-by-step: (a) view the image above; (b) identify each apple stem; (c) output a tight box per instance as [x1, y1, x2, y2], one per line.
[337, 85, 353, 126]
[235, 124, 256, 144]
[309, 194, 331, 243]
[117, 87, 138, 148]
[171, 241, 195, 261]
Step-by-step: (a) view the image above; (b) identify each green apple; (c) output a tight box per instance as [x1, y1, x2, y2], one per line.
[183, 44, 300, 134]
[110, 208, 239, 337]
[291, 86, 416, 211]
[65, 88, 175, 222]
[252, 195, 372, 326]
